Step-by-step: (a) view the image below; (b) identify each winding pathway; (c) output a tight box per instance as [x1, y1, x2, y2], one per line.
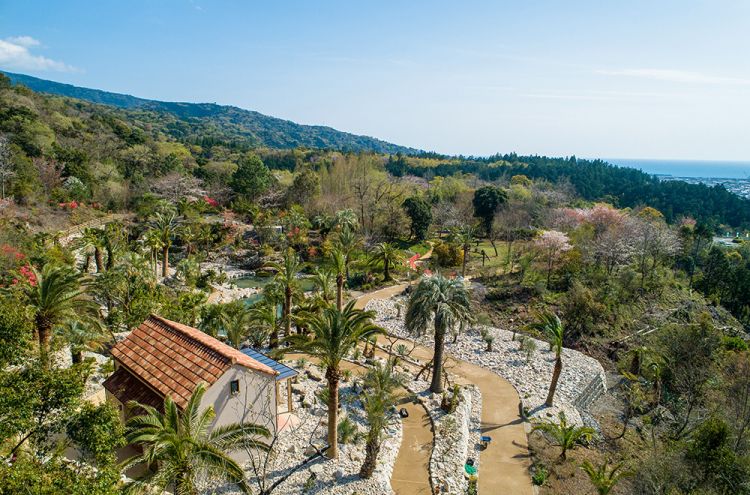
[355, 284, 534, 495]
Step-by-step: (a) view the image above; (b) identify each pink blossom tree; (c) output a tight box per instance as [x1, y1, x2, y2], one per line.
[535, 230, 573, 288]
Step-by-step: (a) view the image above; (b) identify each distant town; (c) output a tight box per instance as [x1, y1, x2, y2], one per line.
[660, 175, 750, 199]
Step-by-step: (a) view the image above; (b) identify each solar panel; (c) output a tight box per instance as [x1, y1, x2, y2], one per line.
[240, 347, 299, 381]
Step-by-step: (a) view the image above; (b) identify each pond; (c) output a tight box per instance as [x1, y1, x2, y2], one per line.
[234, 275, 317, 305]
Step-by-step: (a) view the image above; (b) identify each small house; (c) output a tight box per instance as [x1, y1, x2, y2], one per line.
[103, 315, 298, 447]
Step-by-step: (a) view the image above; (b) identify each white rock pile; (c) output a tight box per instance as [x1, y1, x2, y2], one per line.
[366, 297, 606, 426]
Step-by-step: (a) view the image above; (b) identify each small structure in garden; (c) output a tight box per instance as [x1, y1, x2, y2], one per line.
[103, 314, 298, 456]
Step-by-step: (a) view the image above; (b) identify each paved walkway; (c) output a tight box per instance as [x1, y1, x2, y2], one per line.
[286, 352, 433, 494]
[355, 284, 534, 495]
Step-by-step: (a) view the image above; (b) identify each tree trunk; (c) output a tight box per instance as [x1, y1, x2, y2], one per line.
[545, 355, 562, 407]
[359, 439, 381, 478]
[162, 246, 169, 278]
[430, 322, 446, 393]
[83, 253, 91, 273]
[490, 238, 498, 257]
[94, 248, 103, 272]
[326, 369, 340, 459]
[462, 246, 468, 277]
[106, 244, 114, 270]
[37, 317, 52, 368]
[284, 287, 292, 337]
[383, 258, 390, 281]
[270, 307, 280, 348]
[336, 274, 344, 311]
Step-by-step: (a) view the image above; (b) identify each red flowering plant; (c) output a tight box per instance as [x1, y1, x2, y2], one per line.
[0, 244, 35, 287]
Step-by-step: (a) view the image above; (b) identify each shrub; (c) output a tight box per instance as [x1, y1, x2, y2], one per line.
[432, 241, 463, 268]
[531, 464, 548, 486]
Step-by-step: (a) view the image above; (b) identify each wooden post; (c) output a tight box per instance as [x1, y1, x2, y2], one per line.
[287, 379, 293, 412]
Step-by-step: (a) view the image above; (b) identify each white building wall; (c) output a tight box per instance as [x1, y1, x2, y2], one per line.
[202, 364, 277, 461]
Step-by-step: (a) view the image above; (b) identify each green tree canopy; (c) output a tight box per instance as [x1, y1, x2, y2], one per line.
[231, 153, 274, 200]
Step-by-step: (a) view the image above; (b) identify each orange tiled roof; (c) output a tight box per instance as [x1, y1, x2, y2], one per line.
[103, 366, 165, 411]
[109, 314, 277, 408]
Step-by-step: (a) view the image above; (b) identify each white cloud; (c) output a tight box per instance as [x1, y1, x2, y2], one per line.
[0, 36, 76, 72]
[6, 36, 41, 48]
[596, 68, 750, 85]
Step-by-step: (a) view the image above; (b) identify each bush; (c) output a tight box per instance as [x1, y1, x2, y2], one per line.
[432, 241, 463, 267]
[722, 335, 749, 352]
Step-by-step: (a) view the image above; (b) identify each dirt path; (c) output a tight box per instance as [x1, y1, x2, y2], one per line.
[355, 284, 534, 495]
[285, 353, 433, 494]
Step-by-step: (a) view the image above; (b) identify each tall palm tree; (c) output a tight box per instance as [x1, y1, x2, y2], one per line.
[103, 221, 127, 270]
[335, 226, 360, 281]
[55, 319, 107, 364]
[451, 224, 478, 277]
[580, 460, 631, 495]
[531, 412, 594, 460]
[525, 311, 565, 407]
[151, 211, 180, 278]
[266, 248, 303, 341]
[405, 274, 473, 393]
[360, 359, 403, 478]
[77, 227, 106, 273]
[141, 229, 164, 277]
[23, 263, 100, 366]
[122, 383, 270, 495]
[284, 301, 383, 459]
[369, 242, 404, 282]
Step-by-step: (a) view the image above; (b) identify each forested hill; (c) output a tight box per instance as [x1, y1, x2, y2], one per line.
[1, 71, 420, 154]
[388, 153, 750, 226]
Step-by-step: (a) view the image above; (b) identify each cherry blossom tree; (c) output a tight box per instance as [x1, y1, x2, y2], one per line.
[534, 230, 573, 288]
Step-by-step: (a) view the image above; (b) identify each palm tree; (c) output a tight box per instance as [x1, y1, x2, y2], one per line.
[333, 208, 359, 233]
[199, 303, 226, 338]
[266, 248, 303, 341]
[103, 221, 127, 270]
[360, 359, 403, 478]
[284, 301, 383, 459]
[311, 267, 336, 305]
[370, 242, 404, 282]
[151, 211, 180, 278]
[247, 300, 278, 347]
[451, 224, 478, 277]
[55, 319, 107, 364]
[180, 223, 201, 256]
[525, 311, 565, 407]
[531, 412, 594, 460]
[221, 301, 252, 349]
[141, 229, 164, 277]
[77, 227, 106, 273]
[405, 274, 473, 393]
[335, 226, 360, 281]
[122, 383, 270, 495]
[23, 263, 100, 366]
[580, 460, 631, 494]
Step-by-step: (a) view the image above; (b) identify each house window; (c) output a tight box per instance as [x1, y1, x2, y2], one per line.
[230, 380, 240, 395]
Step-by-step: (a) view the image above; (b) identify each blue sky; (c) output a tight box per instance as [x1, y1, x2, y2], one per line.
[1, 0, 749, 160]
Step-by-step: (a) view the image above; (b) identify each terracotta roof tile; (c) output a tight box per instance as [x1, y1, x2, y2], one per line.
[109, 314, 277, 408]
[103, 366, 165, 411]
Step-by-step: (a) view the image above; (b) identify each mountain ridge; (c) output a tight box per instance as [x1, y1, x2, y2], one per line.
[1, 70, 421, 154]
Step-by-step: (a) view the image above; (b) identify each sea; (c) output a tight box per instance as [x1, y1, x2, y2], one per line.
[604, 158, 750, 179]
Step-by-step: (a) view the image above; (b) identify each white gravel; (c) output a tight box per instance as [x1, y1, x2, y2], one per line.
[220, 360, 403, 495]
[366, 297, 607, 426]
